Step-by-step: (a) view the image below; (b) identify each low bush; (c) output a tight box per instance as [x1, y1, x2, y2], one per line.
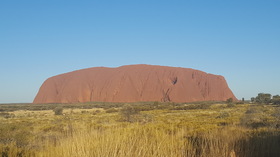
[171, 103, 211, 110]
[240, 106, 271, 129]
[105, 108, 118, 113]
[53, 107, 63, 115]
[120, 104, 140, 122]
[0, 112, 15, 119]
[216, 111, 230, 119]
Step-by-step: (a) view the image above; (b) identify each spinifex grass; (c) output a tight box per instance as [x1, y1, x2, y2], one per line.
[0, 103, 280, 157]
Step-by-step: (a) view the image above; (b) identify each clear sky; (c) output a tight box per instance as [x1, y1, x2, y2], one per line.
[0, 0, 279, 103]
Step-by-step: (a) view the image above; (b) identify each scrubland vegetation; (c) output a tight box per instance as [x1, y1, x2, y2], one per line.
[0, 101, 280, 157]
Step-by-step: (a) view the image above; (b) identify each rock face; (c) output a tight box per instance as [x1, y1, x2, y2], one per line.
[33, 64, 237, 103]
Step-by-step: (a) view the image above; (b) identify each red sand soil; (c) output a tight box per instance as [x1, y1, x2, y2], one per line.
[33, 64, 237, 104]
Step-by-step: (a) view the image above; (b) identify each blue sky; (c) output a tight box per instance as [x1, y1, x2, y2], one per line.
[0, 0, 279, 103]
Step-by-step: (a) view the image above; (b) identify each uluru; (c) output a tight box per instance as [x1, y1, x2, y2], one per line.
[33, 64, 237, 104]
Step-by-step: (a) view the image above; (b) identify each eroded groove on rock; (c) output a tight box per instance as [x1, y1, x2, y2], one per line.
[171, 77, 178, 85]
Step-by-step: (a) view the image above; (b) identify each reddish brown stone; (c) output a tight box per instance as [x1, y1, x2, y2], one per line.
[33, 64, 237, 103]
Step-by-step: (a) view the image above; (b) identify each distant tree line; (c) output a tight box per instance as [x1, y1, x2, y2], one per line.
[251, 93, 280, 105]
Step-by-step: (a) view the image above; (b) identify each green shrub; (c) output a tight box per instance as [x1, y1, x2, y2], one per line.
[226, 98, 233, 103]
[272, 107, 280, 128]
[120, 104, 140, 122]
[0, 112, 15, 119]
[172, 103, 211, 110]
[216, 112, 230, 119]
[53, 107, 63, 115]
[227, 103, 235, 108]
[240, 106, 270, 129]
[81, 111, 89, 114]
[105, 108, 118, 113]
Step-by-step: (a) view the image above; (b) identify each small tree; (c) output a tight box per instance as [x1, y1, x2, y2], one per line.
[120, 104, 139, 122]
[53, 107, 63, 115]
[255, 93, 271, 104]
[251, 97, 255, 103]
[272, 95, 280, 105]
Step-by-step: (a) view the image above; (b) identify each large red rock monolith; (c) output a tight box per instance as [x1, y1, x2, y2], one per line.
[33, 64, 237, 103]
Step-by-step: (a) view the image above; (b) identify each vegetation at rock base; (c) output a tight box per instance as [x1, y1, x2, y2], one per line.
[251, 93, 280, 105]
[0, 101, 280, 157]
